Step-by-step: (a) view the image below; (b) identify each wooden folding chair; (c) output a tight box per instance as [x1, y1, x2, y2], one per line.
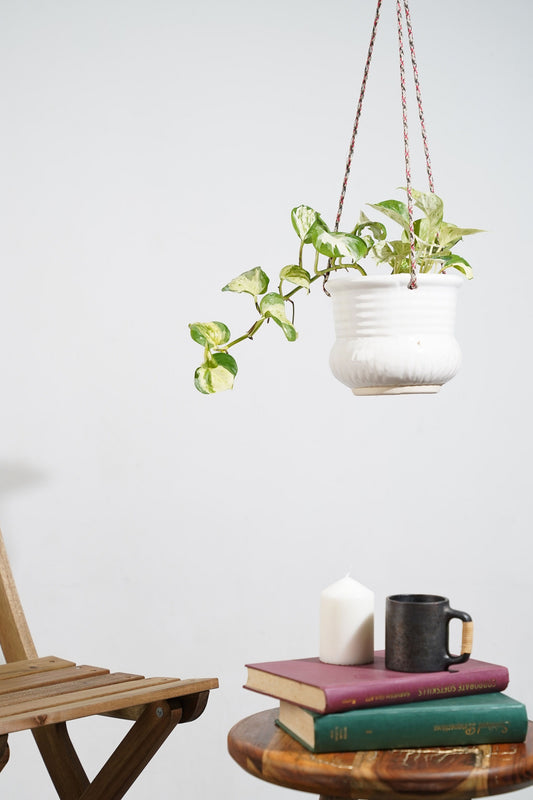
[0, 526, 218, 798]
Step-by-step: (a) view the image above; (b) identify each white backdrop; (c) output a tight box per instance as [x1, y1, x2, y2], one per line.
[0, 1, 531, 798]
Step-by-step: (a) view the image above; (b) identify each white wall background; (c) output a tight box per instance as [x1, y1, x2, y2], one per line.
[0, 0, 531, 797]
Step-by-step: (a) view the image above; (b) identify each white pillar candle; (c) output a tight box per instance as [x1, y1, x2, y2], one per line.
[319, 575, 374, 665]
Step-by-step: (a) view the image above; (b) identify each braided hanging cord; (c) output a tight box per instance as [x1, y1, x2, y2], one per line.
[396, 0, 417, 289]
[330, 0, 435, 293]
[402, 0, 434, 194]
[334, 0, 383, 233]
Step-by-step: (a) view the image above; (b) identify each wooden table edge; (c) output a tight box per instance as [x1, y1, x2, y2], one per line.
[228, 709, 533, 800]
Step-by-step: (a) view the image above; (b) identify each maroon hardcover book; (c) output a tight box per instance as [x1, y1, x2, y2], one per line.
[244, 650, 509, 713]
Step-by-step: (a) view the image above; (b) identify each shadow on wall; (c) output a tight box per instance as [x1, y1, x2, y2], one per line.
[0, 462, 46, 499]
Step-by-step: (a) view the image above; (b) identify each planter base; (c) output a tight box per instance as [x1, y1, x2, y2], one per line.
[329, 274, 463, 395]
[352, 384, 442, 396]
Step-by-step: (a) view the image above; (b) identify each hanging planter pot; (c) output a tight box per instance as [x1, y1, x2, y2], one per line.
[328, 273, 462, 396]
[188, 0, 482, 396]
[188, 190, 479, 395]
[323, 0, 477, 398]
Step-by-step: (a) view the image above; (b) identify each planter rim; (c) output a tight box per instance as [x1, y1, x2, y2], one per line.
[327, 273, 463, 292]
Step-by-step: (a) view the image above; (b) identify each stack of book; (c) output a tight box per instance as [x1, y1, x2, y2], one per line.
[244, 650, 529, 753]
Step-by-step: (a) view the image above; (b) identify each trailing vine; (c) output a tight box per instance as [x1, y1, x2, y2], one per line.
[189, 188, 481, 394]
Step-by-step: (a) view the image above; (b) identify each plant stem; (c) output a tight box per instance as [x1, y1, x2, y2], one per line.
[284, 262, 365, 300]
[217, 261, 366, 360]
[224, 317, 266, 350]
[287, 297, 295, 324]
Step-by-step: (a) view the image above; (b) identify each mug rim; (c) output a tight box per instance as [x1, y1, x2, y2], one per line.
[387, 593, 448, 604]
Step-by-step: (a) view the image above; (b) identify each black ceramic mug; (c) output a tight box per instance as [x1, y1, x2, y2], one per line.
[385, 594, 473, 672]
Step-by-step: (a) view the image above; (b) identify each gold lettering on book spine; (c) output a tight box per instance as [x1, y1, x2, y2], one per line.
[418, 678, 497, 698]
[433, 721, 510, 735]
[418, 685, 456, 697]
[457, 680, 497, 692]
[364, 691, 411, 704]
[330, 727, 348, 742]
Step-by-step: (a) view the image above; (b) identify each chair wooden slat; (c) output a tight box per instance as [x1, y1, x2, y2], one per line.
[0, 670, 143, 709]
[0, 676, 174, 723]
[0, 676, 218, 735]
[0, 664, 109, 696]
[0, 656, 75, 681]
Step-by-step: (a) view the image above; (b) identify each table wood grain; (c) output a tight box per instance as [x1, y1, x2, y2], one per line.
[228, 709, 533, 800]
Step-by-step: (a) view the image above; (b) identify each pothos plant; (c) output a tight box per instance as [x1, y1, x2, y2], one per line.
[189, 188, 481, 394]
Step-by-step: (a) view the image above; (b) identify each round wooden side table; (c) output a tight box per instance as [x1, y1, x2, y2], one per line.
[228, 709, 533, 800]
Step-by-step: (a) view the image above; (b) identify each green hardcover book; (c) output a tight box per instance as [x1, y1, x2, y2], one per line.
[276, 693, 528, 753]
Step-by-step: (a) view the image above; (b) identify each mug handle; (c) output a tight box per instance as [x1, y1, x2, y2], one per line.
[444, 608, 473, 667]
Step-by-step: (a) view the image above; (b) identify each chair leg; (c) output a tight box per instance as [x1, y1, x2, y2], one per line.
[78, 699, 183, 800]
[32, 724, 91, 800]
[0, 735, 9, 773]
[32, 691, 210, 800]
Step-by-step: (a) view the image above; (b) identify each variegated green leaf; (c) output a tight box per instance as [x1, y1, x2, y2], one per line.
[189, 321, 231, 348]
[438, 223, 484, 249]
[373, 240, 410, 271]
[272, 317, 298, 341]
[222, 267, 269, 297]
[291, 205, 327, 244]
[408, 187, 444, 228]
[259, 293, 297, 341]
[311, 229, 368, 260]
[279, 264, 311, 292]
[194, 352, 238, 394]
[438, 254, 473, 279]
[368, 199, 410, 233]
[259, 292, 290, 319]
[353, 217, 387, 241]
[413, 216, 438, 249]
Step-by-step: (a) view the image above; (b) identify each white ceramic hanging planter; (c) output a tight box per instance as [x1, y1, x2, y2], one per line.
[328, 273, 462, 395]
[189, 1, 480, 397]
